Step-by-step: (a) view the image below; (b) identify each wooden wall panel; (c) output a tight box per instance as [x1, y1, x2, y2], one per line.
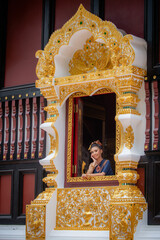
[0, 174, 11, 214]
[4, 0, 42, 87]
[22, 173, 35, 214]
[105, 0, 144, 38]
[137, 167, 145, 196]
[155, 162, 160, 217]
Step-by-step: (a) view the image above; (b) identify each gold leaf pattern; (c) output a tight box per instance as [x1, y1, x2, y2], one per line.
[56, 187, 115, 230]
[124, 125, 134, 149]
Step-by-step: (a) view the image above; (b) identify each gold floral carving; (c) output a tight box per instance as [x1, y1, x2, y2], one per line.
[110, 205, 132, 239]
[56, 187, 115, 230]
[26, 188, 55, 239]
[69, 36, 113, 75]
[109, 186, 147, 239]
[124, 125, 134, 149]
[26, 205, 46, 239]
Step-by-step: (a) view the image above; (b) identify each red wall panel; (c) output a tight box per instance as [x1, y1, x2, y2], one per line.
[0, 175, 12, 214]
[4, 0, 42, 87]
[137, 167, 145, 196]
[55, 0, 90, 30]
[22, 173, 35, 214]
[105, 0, 144, 38]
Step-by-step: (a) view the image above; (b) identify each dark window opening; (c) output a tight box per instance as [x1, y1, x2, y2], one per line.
[71, 93, 116, 177]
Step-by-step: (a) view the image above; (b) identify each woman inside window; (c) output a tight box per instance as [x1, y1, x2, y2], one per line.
[82, 140, 113, 179]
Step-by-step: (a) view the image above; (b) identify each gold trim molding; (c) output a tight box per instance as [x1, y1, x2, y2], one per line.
[66, 91, 119, 182]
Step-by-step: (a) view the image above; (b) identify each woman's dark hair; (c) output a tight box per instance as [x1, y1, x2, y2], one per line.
[88, 140, 103, 151]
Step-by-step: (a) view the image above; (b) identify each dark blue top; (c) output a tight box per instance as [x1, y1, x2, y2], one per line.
[93, 159, 113, 175]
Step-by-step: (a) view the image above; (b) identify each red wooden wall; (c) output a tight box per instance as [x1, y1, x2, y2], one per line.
[54, 0, 144, 37]
[105, 0, 144, 38]
[0, 175, 11, 214]
[22, 173, 35, 214]
[4, 0, 42, 87]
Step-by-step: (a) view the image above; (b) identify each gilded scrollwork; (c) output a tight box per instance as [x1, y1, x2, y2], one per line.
[56, 187, 115, 230]
[133, 203, 147, 233]
[36, 50, 55, 79]
[124, 125, 134, 149]
[110, 205, 132, 239]
[59, 79, 120, 105]
[109, 184, 147, 239]
[26, 205, 46, 239]
[26, 188, 55, 239]
[69, 36, 113, 75]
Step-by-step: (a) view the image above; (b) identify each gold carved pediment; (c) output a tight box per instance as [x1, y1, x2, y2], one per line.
[35, 4, 135, 83]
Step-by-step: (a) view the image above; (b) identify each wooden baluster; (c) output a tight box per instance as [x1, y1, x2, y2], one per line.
[144, 82, 151, 151]
[10, 100, 17, 160]
[17, 99, 23, 160]
[0, 102, 3, 156]
[24, 98, 31, 159]
[31, 97, 37, 159]
[153, 81, 159, 150]
[3, 101, 10, 160]
[38, 97, 45, 158]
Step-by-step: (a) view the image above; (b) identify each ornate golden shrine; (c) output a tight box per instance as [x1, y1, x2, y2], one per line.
[26, 5, 147, 240]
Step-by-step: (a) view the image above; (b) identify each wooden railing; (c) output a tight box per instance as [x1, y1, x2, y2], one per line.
[0, 84, 46, 162]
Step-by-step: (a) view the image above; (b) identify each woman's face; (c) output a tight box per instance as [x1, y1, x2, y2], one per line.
[90, 146, 102, 160]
